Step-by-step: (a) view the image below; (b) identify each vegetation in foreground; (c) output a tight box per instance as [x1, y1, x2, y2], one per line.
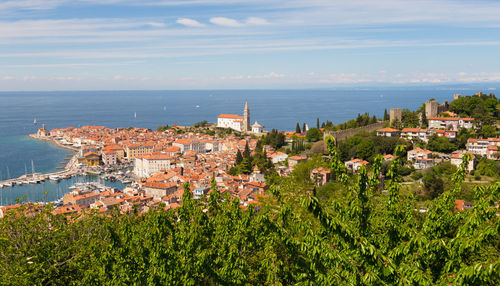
[0, 138, 499, 285]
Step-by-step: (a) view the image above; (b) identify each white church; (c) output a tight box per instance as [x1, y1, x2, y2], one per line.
[217, 101, 264, 133]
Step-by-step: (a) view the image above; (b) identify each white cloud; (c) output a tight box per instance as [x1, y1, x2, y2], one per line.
[245, 17, 269, 25]
[247, 72, 285, 79]
[147, 22, 165, 28]
[176, 18, 205, 27]
[210, 17, 243, 27]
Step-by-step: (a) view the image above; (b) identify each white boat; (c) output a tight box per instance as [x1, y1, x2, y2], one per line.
[49, 175, 61, 181]
[134, 112, 137, 119]
[34, 118, 37, 125]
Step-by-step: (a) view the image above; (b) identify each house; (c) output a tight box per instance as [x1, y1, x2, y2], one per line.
[428, 117, 475, 131]
[172, 138, 206, 154]
[407, 148, 434, 169]
[63, 192, 101, 207]
[124, 143, 154, 160]
[193, 185, 211, 199]
[486, 145, 499, 160]
[450, 152, 475, 171]
[310, 167, 331, 186]
[376, 127, 399, 137]
[268, 151, 288, 164]
[102, 149, 118, 166]
[288, 156, 308, 170]
[383, 154, 394, 161]
[140, 181, 177, 199]
[429, 129, 457, 139]
[455, 199, 473, 211]
[401, 128, 429, 142]
[466, 138, 500, 157]
[345, 159, 369, 172]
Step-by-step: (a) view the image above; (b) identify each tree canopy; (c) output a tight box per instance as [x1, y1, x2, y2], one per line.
[0, 139, 499, 285]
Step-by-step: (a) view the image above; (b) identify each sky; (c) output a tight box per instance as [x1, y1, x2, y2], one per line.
[1, 0, 500, 90]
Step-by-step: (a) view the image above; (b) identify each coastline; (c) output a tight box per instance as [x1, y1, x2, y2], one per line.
[28, 134, 79, 152]
[0, 135, 80, 186]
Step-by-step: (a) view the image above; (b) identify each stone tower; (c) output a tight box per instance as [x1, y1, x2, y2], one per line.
[425, 100, 439, 118]
[389, 108, 402, 124]
[243, 100, 250, 132]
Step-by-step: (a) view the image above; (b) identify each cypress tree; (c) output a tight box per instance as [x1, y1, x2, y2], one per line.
[296, 123, 301, 133]
[384, 109, 389, 121]
[243, 141, 250, 159]
[316, 118, 320, 129]
[235, 149, 243, 165]
[302, 123, 307, 133]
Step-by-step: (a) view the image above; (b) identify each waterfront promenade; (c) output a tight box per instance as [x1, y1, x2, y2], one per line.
[0, 135, 81, 187]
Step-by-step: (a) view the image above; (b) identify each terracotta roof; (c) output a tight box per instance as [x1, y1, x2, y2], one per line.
[428, 117, 460, 121]
[377, 128, 399, 132]
[218, 114, 244, 119]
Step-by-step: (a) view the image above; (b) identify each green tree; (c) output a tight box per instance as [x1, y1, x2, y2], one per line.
[305, 128, 322, 142]
[423, 168, 445, 198]
[356, 139, 375, 160]
[295, 122, 301, 133]
[427, 134, 456, 153]
[480, 125, 497, 138]
[243, 141, 250, 159]
[235, 149, 243, 165]
[383, 108, 389, 121]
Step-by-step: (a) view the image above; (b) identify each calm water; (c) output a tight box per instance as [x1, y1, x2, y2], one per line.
[0, 175, 126, 206]
[0, 89, 479, 204]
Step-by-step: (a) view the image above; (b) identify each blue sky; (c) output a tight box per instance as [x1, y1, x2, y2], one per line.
[1, 0, 500, 90]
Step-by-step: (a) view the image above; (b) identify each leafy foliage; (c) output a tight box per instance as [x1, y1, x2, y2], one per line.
[1, 139, 499, 285]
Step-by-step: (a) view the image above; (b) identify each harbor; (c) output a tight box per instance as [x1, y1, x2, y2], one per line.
[0, 133, 129, 205]
[0, 174, 126, 206]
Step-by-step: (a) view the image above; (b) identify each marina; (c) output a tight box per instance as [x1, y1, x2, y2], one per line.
[0, 174, 126, 206]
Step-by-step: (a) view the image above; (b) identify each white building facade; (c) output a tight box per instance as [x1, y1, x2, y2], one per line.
[217, 114, 244, 132]
[134, 154, 175, 178]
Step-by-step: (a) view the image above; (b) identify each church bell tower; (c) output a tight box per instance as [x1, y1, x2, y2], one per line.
[243, 101, 250, 132]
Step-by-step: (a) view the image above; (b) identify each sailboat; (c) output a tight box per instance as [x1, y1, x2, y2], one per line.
[34, 118, 37, 125]
[134, 112, 137, 119]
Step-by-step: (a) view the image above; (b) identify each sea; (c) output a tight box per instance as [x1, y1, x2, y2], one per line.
[0, 89, 491, 205]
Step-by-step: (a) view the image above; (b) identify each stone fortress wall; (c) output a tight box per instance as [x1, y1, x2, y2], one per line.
[323, 121, 386, 141]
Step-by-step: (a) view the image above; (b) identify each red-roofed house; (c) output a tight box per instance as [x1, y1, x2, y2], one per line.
[376, 127, 400, 137]
[345, 159, 369, 172]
